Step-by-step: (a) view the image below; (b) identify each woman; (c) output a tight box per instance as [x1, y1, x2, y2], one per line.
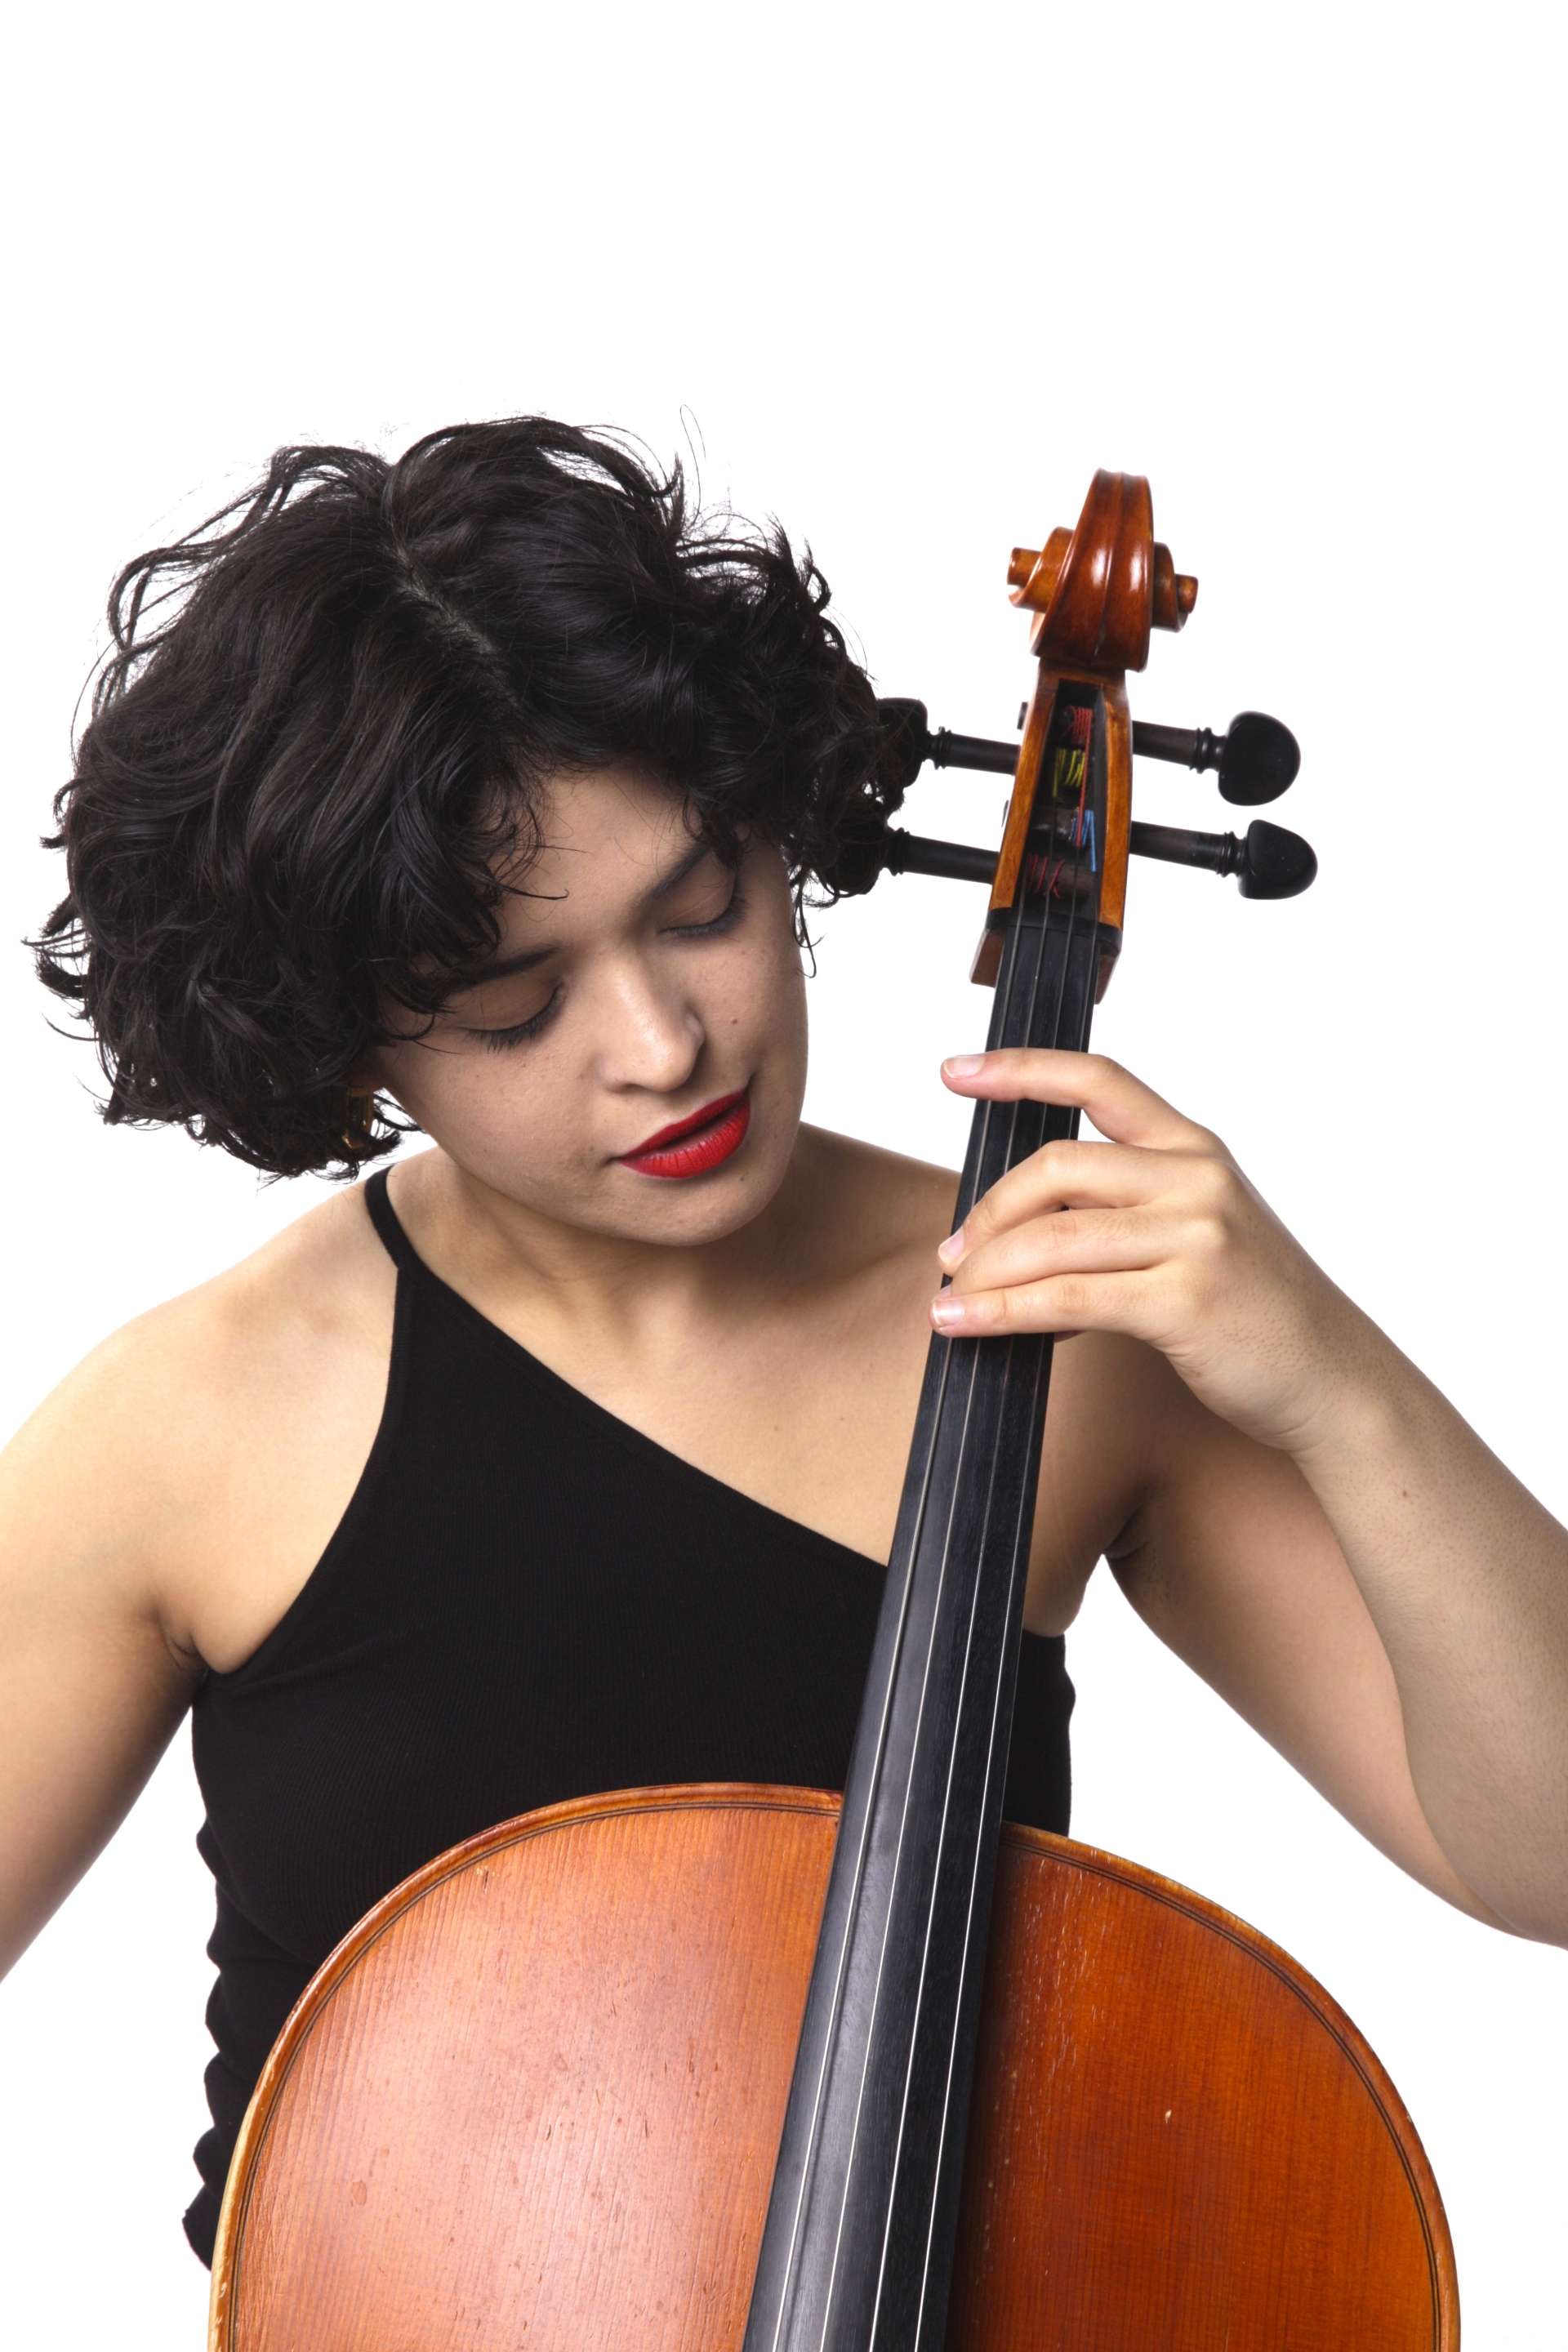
[5, 415, 1567, 2272]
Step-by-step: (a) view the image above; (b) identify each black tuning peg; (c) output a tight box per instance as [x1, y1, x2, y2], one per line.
[876, 698, 939, 791]
[880, 818, 1316, 902]
[1131, 711, 1299, 805]
[1130, 817, 1316, 898]
[876, 700, 1022, 786]
[878, 697, 1301, 812]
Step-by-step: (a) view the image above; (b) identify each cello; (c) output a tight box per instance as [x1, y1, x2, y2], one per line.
[207, 473, 1459, 2349]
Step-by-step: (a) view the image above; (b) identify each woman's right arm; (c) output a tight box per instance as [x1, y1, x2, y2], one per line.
[0, 1319, 203, 1980]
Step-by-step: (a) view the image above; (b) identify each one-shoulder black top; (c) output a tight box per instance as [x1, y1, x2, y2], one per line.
[182, 1164, 1074, 2265]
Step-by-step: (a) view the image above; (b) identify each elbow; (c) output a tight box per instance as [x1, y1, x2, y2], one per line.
[1441, 1870, 1568, 1949]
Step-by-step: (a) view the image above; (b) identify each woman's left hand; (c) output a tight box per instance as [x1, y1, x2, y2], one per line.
[931, 1049, 1381, 1459]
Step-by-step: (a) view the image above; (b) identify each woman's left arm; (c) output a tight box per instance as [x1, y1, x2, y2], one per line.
[930, 1049, 1568, 1949]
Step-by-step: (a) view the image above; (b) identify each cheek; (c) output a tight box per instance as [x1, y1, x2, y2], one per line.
[395, 1047, 594, 1212]
[737, 853, 806, 1023]
[449, 1050, 564, 1146]
[737, 921, 809, 1123]
[375, 1032, 563, 1161]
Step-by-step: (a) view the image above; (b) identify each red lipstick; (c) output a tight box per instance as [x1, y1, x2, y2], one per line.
[617, 1087, 751, 1179]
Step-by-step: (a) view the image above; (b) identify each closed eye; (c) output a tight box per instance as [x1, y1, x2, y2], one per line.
[466, 879, 748, 1053]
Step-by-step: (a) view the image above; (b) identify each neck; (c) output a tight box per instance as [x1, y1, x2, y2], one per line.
[406, 1125, 831, 1357]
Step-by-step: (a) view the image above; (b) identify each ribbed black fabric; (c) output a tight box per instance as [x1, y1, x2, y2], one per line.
[182, 1165, 1074, 2266]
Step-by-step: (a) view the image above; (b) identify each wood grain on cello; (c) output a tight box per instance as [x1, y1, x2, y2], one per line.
[213, 1789, 1454, 2349]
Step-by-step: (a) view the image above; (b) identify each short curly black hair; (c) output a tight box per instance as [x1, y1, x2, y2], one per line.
[28, 416, 908, 1183]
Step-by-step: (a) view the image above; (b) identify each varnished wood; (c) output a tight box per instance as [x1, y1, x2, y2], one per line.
[1007, 474, 1194, 672]
[1099, 669, 1133, 942]
[979, 472, 1190, 995]
[969, 670, 1061, 987]
[210, 1786, 1457, 2350]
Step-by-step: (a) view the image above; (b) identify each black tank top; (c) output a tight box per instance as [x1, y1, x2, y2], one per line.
[182, 1164, 1074, 2266]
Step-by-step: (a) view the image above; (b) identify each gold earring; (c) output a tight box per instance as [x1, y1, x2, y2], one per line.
[341, 1085, 377, 1149]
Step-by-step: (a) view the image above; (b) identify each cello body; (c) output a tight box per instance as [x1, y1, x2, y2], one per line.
[207, 475, 1459, 2345]
[209, 1783, 1457, 2350]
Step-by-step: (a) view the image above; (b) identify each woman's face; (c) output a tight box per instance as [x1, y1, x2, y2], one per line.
[368, 765, 809, 1249]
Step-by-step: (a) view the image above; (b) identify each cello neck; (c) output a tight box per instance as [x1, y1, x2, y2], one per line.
[742, 688, 1108, 2352]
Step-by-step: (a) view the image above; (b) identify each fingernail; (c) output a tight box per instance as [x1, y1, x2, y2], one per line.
[936, 1227, 964, 1265]
[942, 1054, 985, 1076]
[931, 1296, 966, 1327]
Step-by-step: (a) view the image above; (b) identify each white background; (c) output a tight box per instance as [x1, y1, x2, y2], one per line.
[3, 3, 1565, 2344]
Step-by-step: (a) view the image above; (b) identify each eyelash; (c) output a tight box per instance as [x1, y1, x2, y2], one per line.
[470, 884, 749, 1054]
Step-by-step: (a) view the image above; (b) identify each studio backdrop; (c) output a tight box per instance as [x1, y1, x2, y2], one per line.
[2, 6, 1563, 2347]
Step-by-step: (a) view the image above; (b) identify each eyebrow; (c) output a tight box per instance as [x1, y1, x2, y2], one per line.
[457, 835, 721, 987]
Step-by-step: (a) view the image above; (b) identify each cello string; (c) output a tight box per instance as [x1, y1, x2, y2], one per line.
[771, 710, 1081, 2332]
[862, 724, 1071, 2343]
[758, 815, 1035, 2351]
[763, 1401, 964, 2343]
[775, 689, 1093, 2352]
[835, 694, 1086, 2344]
[902, 686, 1100, 2342]
[808, 863, 1041, 2349]
[899, 712, 1094, 2334]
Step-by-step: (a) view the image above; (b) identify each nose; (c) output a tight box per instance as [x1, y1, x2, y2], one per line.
[591, 956, 706, 1098]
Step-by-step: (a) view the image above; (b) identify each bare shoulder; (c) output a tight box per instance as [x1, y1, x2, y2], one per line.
[105, 1176, 389, 1428]
[150, 1176, 392, 1404]
[34, 1176, 396, 1666]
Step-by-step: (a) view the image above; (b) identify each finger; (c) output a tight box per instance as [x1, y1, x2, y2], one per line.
[930, 1268, 1147, 1339]
[942, 1138, 1175, 1264]
[939, 1049, 1218, 1155]
[942, 1206, 1178, 1295]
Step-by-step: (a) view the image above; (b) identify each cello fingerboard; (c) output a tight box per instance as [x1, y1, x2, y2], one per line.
[742, 688, 1109, 2352]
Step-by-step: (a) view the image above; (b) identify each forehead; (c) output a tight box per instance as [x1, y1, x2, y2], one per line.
[509, 764, 703, 906]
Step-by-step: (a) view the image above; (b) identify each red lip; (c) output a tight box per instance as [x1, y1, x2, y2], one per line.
[619, 1089, 748, 1159]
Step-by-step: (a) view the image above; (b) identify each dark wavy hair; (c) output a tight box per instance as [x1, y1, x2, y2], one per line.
[27, 416, 908, 1183]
